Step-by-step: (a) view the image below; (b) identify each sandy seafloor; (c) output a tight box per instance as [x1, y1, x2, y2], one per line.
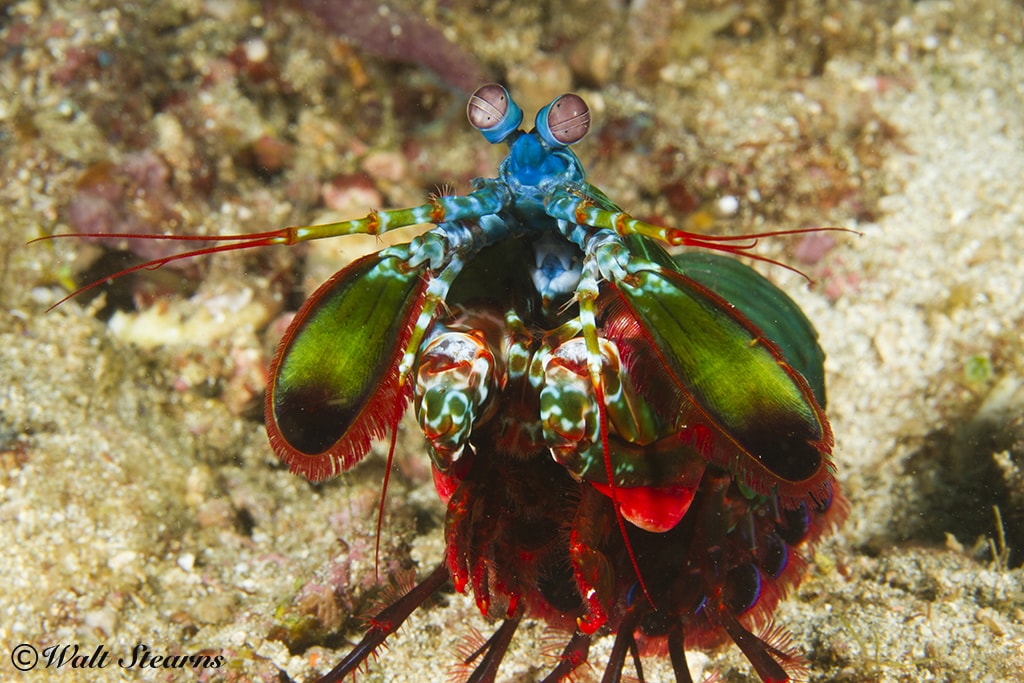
[2, 1, 1024, 682]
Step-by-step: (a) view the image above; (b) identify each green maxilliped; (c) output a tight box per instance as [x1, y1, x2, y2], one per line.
[271, 250, 422, 455]
[617, 262, 824, 483]
[673, 252, 826, 406]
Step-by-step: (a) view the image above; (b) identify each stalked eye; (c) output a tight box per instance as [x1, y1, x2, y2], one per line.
[467, 83, 523, 144]
[536, 93, 590, 147]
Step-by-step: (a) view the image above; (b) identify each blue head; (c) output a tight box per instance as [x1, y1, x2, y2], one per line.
[467, 84, 590, 195]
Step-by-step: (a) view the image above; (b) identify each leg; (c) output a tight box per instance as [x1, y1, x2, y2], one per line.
[314, 564, 450, 683]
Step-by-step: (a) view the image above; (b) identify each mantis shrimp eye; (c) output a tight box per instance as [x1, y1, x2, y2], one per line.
[536, 93, 590, 147]
[468, 83, 523, 143]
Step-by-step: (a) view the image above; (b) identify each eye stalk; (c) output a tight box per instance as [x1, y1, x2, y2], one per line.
[536, 93, 590, 148]
[467, 83, 523, 144]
